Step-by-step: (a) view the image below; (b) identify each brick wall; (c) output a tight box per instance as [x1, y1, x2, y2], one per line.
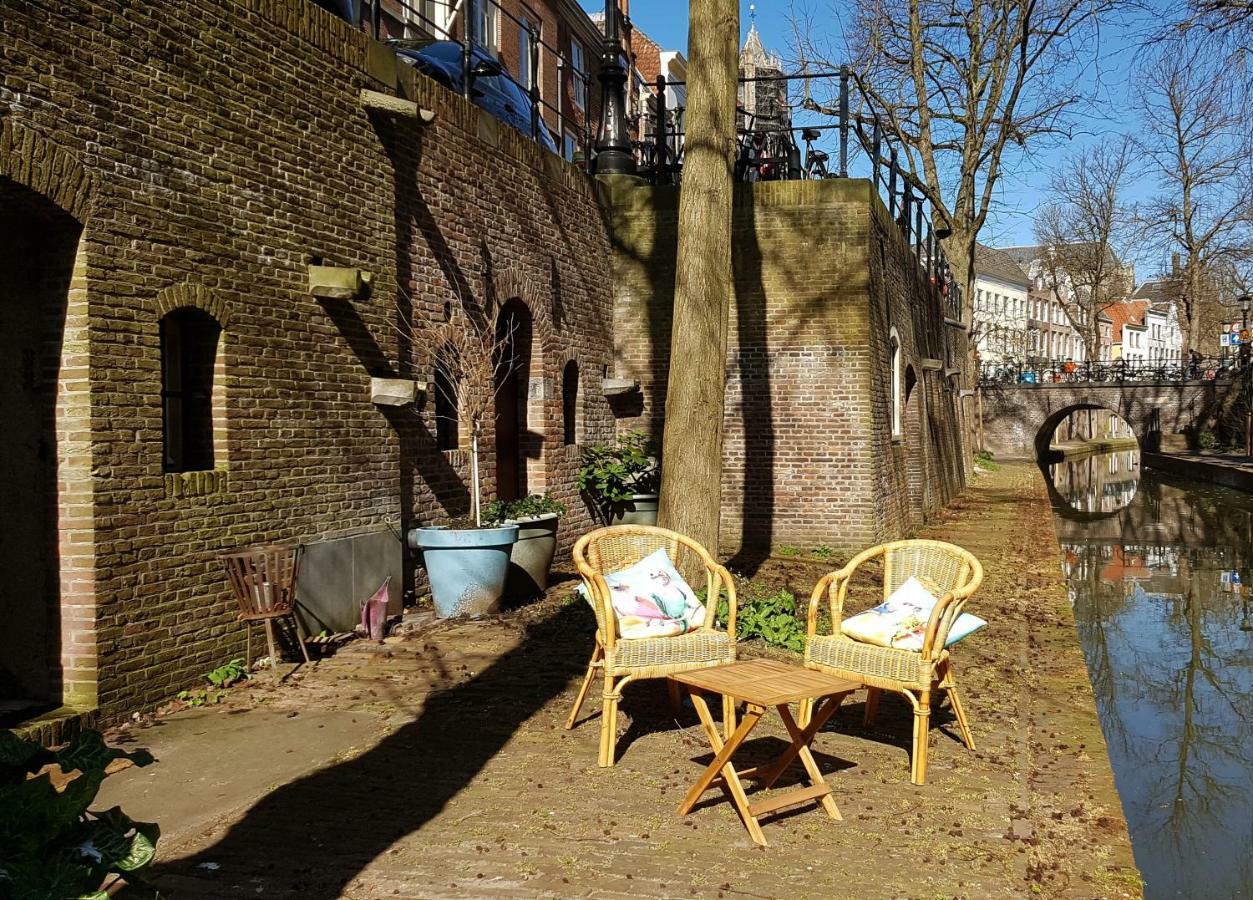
[1, 0, 614, 724]
[605, 177, 969, 557]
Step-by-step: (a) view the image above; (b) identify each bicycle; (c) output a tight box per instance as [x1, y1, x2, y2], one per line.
[801, 127, 831, 179]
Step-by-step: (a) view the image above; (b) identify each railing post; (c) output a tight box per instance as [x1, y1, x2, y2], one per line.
[888, 146, 898, 217]
[838, 64, 849, 177]
[925, 222, 933, 280]
[901, 181, 912, 238]
[914, 199, 923, 259]
[871, 116, 881, 189]
[529, 26, 541, 140]
[462, 32, 473, 100]
[372, 0, 381, 39]
[654, 74, 667, 182]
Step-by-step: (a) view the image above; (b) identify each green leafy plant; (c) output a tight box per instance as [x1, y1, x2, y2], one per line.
[481, 493, 567, 525]
[809, 545, 835, 562]
[713, 582, 809, 653]
[176, 689, 225, 707]
[205, 658, 249, 689]
[1195, 427, 1218, 450]
[577, 431, 659, 505]
[974, 449, 1000, 471]
[0, 729, 159, 898]
[775, 545, 800, 557]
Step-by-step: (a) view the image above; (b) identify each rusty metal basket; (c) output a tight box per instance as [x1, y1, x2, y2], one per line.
[219, 543, 311, 669]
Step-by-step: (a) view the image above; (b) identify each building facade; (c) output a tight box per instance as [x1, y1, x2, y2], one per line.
[2, 0, 970, 738]
[972, 244, 1032, 363]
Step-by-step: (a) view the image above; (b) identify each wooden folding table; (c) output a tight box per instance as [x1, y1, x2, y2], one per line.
[671, 658, 861, 846]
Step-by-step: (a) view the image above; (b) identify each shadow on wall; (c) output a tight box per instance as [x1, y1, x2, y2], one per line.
[149, 602, 590, 895]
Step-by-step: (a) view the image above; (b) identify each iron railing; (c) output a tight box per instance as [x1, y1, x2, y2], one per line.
[355, 0, 596, 159]
[979, 358, 1245, 386]
[634, 65, 962, 320]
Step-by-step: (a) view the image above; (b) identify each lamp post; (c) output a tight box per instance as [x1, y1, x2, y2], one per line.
[1241, 294, 1252, 456]
[592, 0, 635, 175]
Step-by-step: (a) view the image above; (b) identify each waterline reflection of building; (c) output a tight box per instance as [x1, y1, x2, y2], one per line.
[1048, 467, 1253, 899]
[1049, 449, 1140, 514]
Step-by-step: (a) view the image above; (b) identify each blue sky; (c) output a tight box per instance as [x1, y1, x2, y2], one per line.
[584, 0, 1181, 280]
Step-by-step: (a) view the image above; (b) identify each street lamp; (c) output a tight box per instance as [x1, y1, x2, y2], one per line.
[592, 0, 635, 175]
[1241, 294, 1252, 456]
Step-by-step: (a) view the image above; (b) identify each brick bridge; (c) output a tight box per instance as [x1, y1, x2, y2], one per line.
[978, 378, 1241, 458]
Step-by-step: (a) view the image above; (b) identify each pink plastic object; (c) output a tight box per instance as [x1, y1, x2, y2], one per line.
[361, 577, 391, 642]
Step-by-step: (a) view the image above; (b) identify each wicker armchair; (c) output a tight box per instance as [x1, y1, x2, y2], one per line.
[803, 540, 984, 785]
[567, 525, 738, 767]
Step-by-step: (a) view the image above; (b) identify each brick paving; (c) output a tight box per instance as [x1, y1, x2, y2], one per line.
[106, 462, 1139, 899]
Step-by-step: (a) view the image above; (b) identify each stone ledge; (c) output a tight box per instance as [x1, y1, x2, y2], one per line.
[164, 468, 228, 499]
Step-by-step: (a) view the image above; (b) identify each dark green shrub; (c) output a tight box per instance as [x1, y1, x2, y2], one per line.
[577, 431, 659, 504]
[482, 493, 567, 525]
[0, 729, 159, 897]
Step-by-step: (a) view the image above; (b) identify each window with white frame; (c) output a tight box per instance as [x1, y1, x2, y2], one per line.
[469, 0, 498, 52]
[519, 10, 539, 92]
[571, 42, 586, 110]
[562, 131, 578, 161]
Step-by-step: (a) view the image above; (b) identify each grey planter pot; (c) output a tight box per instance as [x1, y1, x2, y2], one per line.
[408, 524, 519, 618]
[608, 493, 659, 526]
[503, 512, 559, 600]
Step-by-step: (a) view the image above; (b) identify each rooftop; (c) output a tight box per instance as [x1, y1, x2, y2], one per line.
[975, 243, 1031, 288]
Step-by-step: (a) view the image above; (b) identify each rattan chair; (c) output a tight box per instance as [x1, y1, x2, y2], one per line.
[567, 525, 738, 767]
[802, 540, 984, 785]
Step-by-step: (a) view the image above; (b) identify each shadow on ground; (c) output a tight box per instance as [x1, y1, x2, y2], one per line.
[150, 601, 591, 897]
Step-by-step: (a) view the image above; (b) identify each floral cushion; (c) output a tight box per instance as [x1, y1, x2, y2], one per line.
[840, 576, 986, 652]
[583, 548, 707, 639]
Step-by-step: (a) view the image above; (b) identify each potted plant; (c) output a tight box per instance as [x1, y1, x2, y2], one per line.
[578, 430, 660, 525]
[483, 493, 567, 599]
[406, 313, 520, 618]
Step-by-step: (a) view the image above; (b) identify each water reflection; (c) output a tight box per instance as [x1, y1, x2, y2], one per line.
[1049, 449, 1141, 515]
[1048, 455, 1253, 899]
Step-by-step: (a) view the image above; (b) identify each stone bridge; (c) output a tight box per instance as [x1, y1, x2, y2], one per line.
[978, 378, 1242, 459]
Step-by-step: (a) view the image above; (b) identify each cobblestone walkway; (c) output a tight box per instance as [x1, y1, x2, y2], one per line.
[107, 463, 1139, 899]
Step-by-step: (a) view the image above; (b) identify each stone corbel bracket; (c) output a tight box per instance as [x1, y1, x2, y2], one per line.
[602, 377, 640, 396]
[309, 265, 373, 301]
[371, 377, 428, 407]
[360, 89, 436, 123]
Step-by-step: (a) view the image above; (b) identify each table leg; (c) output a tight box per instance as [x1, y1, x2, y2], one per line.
[777, 703, 843, 820]
[754, 693, 847, 791]
[678, 690, 768, 846]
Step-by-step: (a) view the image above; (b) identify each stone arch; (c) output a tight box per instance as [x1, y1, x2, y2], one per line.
[0, 120, 95, 222]
[151, 282, 235, 327]
[0, 133, 98, 719]
[1033, 401, 1138, 461]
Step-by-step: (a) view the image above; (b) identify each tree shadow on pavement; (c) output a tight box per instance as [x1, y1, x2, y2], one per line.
[149, 601, 590, 897]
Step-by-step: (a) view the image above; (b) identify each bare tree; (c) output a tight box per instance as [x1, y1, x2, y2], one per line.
[656, 0, 739, 552]
[1133, 38, 1253, 353]
[396, 303, 519, 526]
[1164, 0, 1253, 68]
[1033, 138, 1135, 361]
[793, 0, 1127, 309]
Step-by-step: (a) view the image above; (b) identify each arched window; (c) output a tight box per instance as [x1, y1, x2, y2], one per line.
[433, 361, 459, 451]
[160, 307, 221, 472]
[889, 327, 903, 439]
[562, 360, 579, 445]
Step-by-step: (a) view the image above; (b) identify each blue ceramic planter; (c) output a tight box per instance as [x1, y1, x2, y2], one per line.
[408, 525, 519, 618]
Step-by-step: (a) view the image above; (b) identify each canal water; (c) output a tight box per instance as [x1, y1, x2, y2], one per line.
[1046, 450, 1253, 898]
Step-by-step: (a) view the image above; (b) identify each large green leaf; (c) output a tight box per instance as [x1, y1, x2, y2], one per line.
[83, 807, 160, 873]
[0, 850, 97, 900]
[0, 770, 104, 856]
[55, 731, 154, 776]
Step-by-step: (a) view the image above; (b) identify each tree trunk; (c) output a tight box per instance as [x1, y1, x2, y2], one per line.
[656, 0, 739, 554]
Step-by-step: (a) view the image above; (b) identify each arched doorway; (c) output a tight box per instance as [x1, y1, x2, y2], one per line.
[0, 179, 84, 723]
[493, 299, 533, 503]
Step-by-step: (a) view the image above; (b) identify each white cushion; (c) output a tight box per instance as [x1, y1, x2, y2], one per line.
[841, 576, 986, 652]
[582, 548, 706, 639]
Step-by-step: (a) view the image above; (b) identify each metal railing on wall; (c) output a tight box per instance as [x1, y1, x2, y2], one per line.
[352, 0, 595, 160]
[636, 65, 962, 320]
[978, 357, 1244, 386]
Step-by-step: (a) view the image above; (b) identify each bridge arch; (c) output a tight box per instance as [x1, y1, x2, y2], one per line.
[1033, 402, 1136, 460]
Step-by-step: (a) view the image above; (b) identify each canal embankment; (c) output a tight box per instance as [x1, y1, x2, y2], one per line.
[1143, 450, 1253, 492]
[98, 460, 1141, 899]
[1047, 436, 1139, 463]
